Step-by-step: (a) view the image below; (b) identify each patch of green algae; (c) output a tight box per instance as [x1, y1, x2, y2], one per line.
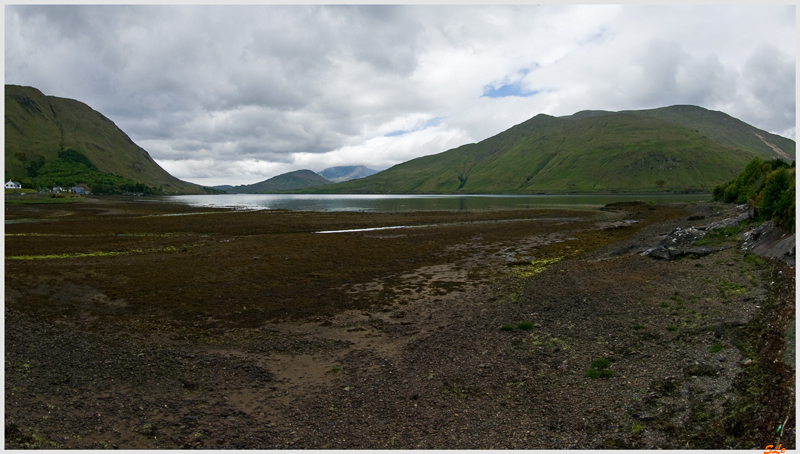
[6, 245, 182, 260]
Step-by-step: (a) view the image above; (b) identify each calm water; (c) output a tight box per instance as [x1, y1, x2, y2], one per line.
[163, 193, 711, 212]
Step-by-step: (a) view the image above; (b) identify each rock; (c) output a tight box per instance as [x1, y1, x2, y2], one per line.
[741, 221, 796, 266]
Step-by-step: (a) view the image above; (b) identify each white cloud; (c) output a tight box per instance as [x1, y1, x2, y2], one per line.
[5, 5, 795, 186]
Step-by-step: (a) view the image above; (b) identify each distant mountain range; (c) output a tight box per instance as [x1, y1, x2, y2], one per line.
[5, 84, 210, 194]
[318, 165, 378, 183]
[308, 105, 794, 194]
[213, 165, 378, 193]
[214, 169, 332, 194]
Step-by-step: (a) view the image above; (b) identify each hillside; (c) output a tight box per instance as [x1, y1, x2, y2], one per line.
[312, 105, 794, 194]
[570, 105, 795, 162]
[318, 165, 379, 183]
[226, 169, 332, 193]
[5, 84, 208, 194]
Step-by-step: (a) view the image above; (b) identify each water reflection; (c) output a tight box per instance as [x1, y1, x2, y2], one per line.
[164, 193, 711, 212]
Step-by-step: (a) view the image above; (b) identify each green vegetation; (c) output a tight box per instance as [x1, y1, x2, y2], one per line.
[584, 357, 613, 379]
[225, 169, 332, 193]
[5, 84, 208, 194]
[4, 195, 84, 205]
[500, 324, 514, 331]
[709, 343, 724, 353]
[693, 224, 746, 246]
[33, 149, 160, 194]
[516, 321, 534, 330]
[713, 157, 795, 232]
[309, 105, 793, 195]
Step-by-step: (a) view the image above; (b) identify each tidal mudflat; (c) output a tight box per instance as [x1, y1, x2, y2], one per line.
[4, 197, 794, 449]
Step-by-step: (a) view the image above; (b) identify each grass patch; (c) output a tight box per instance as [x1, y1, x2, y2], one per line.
[743, 253, 765, 267]
[718, 280, 747, 299]
[4, 196, 84, 205]
[585, 357, 613, 379]
[693, 225, 746, 247]
[666, 325, 678, 331]
[516, 321, 534, 331]
[584, 368, 613, 379]
[500, 324, 514, 331]
[709, 343, 724, 353]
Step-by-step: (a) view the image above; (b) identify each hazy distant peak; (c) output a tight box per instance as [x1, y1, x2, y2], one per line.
[318, 165, 379, 183]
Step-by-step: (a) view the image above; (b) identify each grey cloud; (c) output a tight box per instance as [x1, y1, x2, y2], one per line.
[742, 44, 796, 133]
[5, 5, 795, 185]
[632, 39, 686, 107]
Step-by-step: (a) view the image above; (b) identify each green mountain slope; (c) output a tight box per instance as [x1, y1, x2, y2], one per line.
[227, 169, 332, 193]
[312, 106, 794, 194]
[5, 84, 208, 194]
[626, 105, 795, 162]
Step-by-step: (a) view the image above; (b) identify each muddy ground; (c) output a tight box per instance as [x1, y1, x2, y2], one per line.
[4, 196, 795, 449]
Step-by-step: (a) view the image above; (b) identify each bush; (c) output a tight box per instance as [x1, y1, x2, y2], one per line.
[585, 357, 613, 379]
[584, 369, 613, 379]
[714, 157, 795, 232]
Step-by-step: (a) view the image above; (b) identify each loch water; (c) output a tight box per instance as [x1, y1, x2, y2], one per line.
[163, 193, 711, 212]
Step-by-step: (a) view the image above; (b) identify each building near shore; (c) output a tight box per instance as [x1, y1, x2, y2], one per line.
[5, 180, 21, 189]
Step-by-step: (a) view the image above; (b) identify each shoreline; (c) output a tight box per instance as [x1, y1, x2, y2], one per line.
[4, 197, 795, 449]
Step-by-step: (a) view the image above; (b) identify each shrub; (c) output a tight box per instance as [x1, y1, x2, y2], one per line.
[585, 357, 613, 379]
[516, 321, 534, 330]
[584, 369, 613, 379]
[714, 157, 795, 232]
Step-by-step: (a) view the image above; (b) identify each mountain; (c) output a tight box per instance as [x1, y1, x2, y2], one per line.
[225, 169, 332, 193]
[318, 165, 379, 183]
[5, 84, 208, 194]
[578, 105, 795, 162]
[309, 105, 795, 194]
[211, 185, 235, 192]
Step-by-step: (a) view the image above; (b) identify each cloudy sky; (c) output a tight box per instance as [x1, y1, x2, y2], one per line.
[5, 5, 796, 187]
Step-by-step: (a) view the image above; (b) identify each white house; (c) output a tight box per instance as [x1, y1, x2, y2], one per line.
[5, 180, 21, 189]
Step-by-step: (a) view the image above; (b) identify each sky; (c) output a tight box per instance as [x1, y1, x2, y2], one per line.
[4, 4, 797, 187]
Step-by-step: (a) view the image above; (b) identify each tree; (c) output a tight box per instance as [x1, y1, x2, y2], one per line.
[25, 156, 46, 178]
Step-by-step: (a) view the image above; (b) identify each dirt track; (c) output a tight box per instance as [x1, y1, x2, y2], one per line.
[4, 196, 795, 449]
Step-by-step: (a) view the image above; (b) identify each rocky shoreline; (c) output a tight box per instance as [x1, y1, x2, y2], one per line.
[4, 197, 795, 449]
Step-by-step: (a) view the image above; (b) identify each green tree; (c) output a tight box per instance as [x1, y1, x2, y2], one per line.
[25, 155, 46, 178]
